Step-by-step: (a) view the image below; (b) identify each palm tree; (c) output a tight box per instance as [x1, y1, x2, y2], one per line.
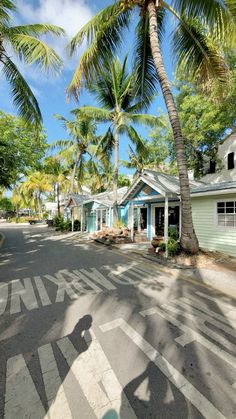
[0, 0, 64, 127]
[52, 115, 99, 194]
[43, 156, 70, 216]
[21, 172, 52, 218]
[72, 57, 158, 214]
[67, 0, 234, 253]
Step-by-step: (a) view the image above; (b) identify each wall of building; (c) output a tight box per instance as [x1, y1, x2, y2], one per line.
[192, 194, 236, 257]
[201, 133, 236, 184]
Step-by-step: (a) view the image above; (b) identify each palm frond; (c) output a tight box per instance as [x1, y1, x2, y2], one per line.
[1, 55, 42, 126]
[172, 0, 231, 39]
[0, 0, 15, 23]
[126, 126, 149, 156]
[10, 34, 63, 73]
[5, 23, 64, 38]
[133, 10, 164, 108]
[124, 113, 159, 127]
[72, 106, 112, 122]
[172, 14, 230, 85]
[67, 3, 131, 97]
[50, 139, 74, 150]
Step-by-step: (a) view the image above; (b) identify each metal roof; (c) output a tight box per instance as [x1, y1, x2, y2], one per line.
[120, 169, 204, 203]
[191, 181, 236, 194]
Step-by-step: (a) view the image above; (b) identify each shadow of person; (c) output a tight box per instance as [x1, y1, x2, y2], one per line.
[120, 361, 189, 419]
[67, 314, 93, 353]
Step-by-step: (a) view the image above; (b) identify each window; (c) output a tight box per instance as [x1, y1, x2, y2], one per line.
[217, 201, 236, 227]
[227, 152, 235, 170]
[209, 160, 216, 174]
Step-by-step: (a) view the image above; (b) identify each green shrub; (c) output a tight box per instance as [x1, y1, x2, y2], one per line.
[53, 216, 63, 227]
[167, 238, 180, 256]
[159, 241, 166, 251]
[158, 238, 179, 256]
[168, 226, 179, 241]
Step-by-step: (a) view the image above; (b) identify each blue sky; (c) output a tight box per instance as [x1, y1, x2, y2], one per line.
[0, 0, 175, 175]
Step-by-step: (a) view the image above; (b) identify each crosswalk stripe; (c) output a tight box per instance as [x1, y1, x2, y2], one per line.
[38, 343, 71, 418]
[57, 331, 137, 419]
[179, 296, 236, 328]
[10, 278, 39, 314]
[195, 292, 236, 318]
[172, 300, 236, 339]
[163, 303, 236, 354]
[100, 319, 226, 419]
[34, 276, 52, 306]
[0, 282, 8, 315]
[4, 354, 47, 419]
[140, 306, 236, 370]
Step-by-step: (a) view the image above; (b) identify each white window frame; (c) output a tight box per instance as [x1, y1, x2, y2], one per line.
[215, 198, 236, 229]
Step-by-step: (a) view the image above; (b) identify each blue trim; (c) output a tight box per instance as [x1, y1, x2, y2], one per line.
[147, 203, 151, 240]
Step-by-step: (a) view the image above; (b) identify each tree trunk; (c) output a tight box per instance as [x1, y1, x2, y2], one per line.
[147, 0, 199, 254]
[57, 183, 61, 217]
[113, 126, 119, 222]
[70, 161, 77, 194]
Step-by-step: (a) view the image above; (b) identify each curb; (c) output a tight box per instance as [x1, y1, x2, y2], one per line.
[0, 232, 5, 249]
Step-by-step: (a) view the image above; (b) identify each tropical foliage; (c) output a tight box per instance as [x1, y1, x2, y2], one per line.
[73, 57, 158, 209]
[67, 0, 236, 253]
[0, 0, 64, 127]
[0, 111, 47, 188]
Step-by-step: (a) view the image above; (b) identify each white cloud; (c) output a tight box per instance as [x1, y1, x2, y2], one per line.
[17, 0, 93, 39]
[15, 0, 94, 74]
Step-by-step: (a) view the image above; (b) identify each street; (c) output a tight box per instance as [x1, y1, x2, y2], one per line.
[0, 226, 235, 419]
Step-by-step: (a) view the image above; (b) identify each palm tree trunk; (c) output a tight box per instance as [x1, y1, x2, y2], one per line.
[57, 183, 61, 217]
[70, 161, 77, 194]
[113, 126, 119, 222]
[147, 0, 199, 254]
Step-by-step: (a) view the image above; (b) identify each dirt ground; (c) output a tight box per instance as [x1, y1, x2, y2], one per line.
[148, 247, 236, 273]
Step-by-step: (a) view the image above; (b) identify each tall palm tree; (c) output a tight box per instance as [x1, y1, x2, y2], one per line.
[0, 0, 64, 127]
[52, 115, 99, 194]
[43, 156, 70, 216]
[67, 0, 235, 253]
[21, 172, 52, 218]
[72, 57, 158, 213]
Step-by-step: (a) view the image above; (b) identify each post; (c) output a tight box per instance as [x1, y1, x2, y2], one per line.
[71, 208, 74, 232]
[81, 204, 83, 232]
[131, 202, 134, 242]
[164, 196, 169, 258]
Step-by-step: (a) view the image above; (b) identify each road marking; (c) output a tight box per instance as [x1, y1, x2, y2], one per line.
[45, 272, 79, 302]
[10, 278, 39, 314]
[196, 291, 236, 318]
[80, 268, 117, 290]
[72, 270, 103, 293]
[57, 330, 137, 419]
[34, 276, 52, 306]
[100, 319, 226, 419]
[38, 343, 71, 418]
[0, 282, 8, 315]
[162, 303, 236, 354]
[172, 300, 236, 339]
[179, 296, 236, 328]
[140, 307, 236, 370]
[4, 354, 47, 419]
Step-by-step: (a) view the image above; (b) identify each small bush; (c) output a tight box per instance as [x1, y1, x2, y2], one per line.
[159, 241, 166, 252]
[168, 226, 179, 241]
[167, 238, 180, 256]
[52, 216, 63, 227]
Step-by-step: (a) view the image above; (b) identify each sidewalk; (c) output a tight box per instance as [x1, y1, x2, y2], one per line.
[112, 242, 236, 300]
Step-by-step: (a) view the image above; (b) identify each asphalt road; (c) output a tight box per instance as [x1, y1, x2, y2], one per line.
[0, 225, 236, 419]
